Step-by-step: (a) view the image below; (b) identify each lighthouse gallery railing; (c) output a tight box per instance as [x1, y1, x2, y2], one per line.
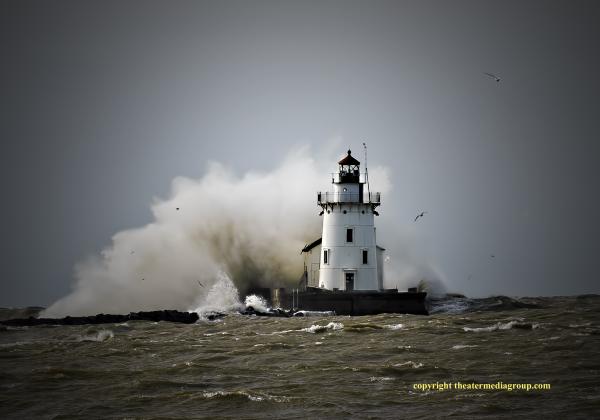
[317, 192, 381, 204]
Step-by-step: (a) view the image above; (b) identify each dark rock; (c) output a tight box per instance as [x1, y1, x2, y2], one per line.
[238, 307, 291, 317]
[204, 312, 227, 321]
[0, 310, 199, 327]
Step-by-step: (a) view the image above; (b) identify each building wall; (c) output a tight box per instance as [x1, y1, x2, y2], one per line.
[304, 246, 321, 288]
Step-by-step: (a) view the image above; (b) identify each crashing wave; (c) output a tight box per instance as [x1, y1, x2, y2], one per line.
[77, 329, 114, 342]
[463, 320, 539, 332]
[244, 295, 270, 313]
[202, 390, 291, 403]
[192, 271, 244, 317]
[300, 322, 344, 333]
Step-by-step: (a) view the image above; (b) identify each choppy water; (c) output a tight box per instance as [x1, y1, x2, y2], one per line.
[1, 295, 599, 419]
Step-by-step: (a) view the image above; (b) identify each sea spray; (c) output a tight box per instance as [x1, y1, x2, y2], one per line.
[41, 146, 443, 317]
[244, 295, 270, 314]
[42, 149, 325, 317]
[192, 271, 243, 316]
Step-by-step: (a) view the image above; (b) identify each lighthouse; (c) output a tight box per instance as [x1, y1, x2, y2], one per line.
[301, 149, 384, 291]
[282, 148, 429, 315]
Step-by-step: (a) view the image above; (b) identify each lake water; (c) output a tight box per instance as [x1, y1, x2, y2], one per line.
[1, 295, 599, 419]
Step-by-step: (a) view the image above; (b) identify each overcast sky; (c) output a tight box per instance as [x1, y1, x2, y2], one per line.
[1, 0, 599, 307]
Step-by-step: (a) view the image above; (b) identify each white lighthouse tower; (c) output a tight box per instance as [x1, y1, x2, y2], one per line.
[314, 149, 383, 291]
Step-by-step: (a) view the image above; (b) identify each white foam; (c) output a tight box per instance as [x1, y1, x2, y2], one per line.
[393, 361, 423, 369]
[267, 329, 296, 335]
[451, 344, 478, 350]
[370, 376, 394, 382]
[383, 323, 404, 330]
[244, 295, 270, 313]
[202, 390, 290, 403]
[300, 322, 344, 334]
[463, 325, 498, 333]
[78, 329, 114, 342]
[463, 320, 538, 332]
[293, 310, 336, 317]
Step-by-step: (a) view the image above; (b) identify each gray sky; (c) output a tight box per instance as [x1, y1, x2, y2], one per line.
[1, 0, 599, 307]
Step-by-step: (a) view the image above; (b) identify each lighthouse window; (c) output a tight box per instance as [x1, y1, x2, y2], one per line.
[346, 228, 353, 243]
[323, 249, 329, 264]
[362, 250, 368, 264]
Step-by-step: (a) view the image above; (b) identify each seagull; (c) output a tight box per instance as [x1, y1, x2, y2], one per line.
[414, 211, 428, 222]
[197, 280, 204, 288]
[176, 207, 180, 211]
[490, 254, 495, 258]
[484, 72, 501, 83]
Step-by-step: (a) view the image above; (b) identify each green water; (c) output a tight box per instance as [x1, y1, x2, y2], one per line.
[1, 296, 599, 419]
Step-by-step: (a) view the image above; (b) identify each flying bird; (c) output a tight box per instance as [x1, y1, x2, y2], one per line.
[414, 211, 428, 222]
[484, 72, 501, 83]
[176, 207, 180, 211]
[130, 250, 135, 254]
[490, 254, 495, 258]
[197, 280, 204, 288]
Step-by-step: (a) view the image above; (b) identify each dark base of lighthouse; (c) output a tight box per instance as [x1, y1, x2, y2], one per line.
[250, 287, 429, 316]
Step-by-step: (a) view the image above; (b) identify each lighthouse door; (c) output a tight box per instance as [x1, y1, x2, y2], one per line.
[345, 273, 355, 291]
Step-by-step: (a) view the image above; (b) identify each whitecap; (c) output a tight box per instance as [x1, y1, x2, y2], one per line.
[293, 310, 336, 317]
[203, 331, 230, 337]
[370, 376, 394, 382]
[393, 361, 423, 369]
[463, 320, 538, 332]
[267, 329, 296, 335]
[78, 329, 114, 342]
[463, 325, 498, 333]
[300, 322, 344, 334]
[383, 323, 404, 330]
[451, 344, 478, 350]
[202, 390, 290, 403]
[538, 336, 561, 341]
